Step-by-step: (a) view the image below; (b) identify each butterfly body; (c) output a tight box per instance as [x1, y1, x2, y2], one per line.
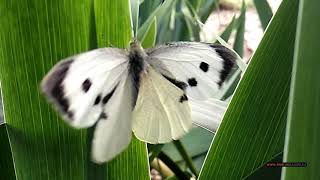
[41, 41, 236, 163]
[128, 41, 147, 96]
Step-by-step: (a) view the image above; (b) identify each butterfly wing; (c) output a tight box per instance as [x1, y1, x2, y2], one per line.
[91, 74, 133, 163]
[189, 98, 228, 132]
[146, 42, 236, 100]
[41, 48, 129, 128]
[132, 66, 192, 144]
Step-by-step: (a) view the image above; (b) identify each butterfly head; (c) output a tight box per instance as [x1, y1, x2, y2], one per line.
[129, 40, 146, 58]
[129, 39, 142, 50]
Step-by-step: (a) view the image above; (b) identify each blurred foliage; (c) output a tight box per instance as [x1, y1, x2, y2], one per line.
[253, 0, 273, 30]
[138, 0, 219, 43]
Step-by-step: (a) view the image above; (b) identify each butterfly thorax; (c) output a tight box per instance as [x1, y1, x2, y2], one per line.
[128, 41, 147, 99]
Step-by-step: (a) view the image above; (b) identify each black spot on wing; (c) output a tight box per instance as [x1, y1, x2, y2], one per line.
[42, 59, 74, 115]
[163, 75, 188, 90]
[102, 86, 117, 105]
[209, 44, 236, 86]
[199, 62, 209, 72]
[82, 78, 92, 93]
[94, 94, 101, 105]
[188, 78, 197, 87]
[179, 94, 188, 103]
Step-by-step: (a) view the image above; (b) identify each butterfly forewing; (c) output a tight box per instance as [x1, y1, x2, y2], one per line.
[146, 42, 236, 100]
[41, 48, 129, 128]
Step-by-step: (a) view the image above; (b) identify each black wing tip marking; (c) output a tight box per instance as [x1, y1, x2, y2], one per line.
[41, 59, 74, 119]
[209, 44, 236, 86]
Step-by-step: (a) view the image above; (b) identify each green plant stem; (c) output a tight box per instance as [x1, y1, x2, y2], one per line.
[148, 144, 165, 162]
[173, 140, 199, 177]
[158, 152, 190, 179]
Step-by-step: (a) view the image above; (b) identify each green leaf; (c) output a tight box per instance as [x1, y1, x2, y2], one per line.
[95, 0, 132, 47]
[282, 0, 320, 179]
[137, 0, 174, 41]
[198, 0, 219, 22]
[162, 128, 213, 162]
[220, 16, 237, 42]
[233, 1, 246, 57]
[0, 1, 92, 179]
[0, 91, 3, 123]
[141, 17, 157, 48]
[244, 153, 282, 180]
[131, 0, 140, 37]
[198, 0, 299, 179]
[138, 0, 163, 26]
[253, 0, 273, 30]
[0, 124, 15, 180]
[0, 0, 149, 179]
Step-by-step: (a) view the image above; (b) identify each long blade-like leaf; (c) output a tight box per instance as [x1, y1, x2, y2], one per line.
[233, 1, 246, 58]
[0, 1, 93, 179]
[141, 17, 157, 48]
[253, 0, 273, 30]
[0, 124, 15, 179]
[0, 0, 149, 179]
[137, 0, 174, 41]
[282, 0, 320, 179]
[198, 0, 299, 179]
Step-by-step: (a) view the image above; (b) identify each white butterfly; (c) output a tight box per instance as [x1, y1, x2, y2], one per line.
[41, 40, 235, 163]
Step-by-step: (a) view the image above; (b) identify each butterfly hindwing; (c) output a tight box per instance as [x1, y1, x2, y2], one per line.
[146, 42, 236, 100]
[132, 66, 192, 144]
[189, 98, 228, 132]
[91, 74, 133, 163]
[41, 48, 129, 128]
